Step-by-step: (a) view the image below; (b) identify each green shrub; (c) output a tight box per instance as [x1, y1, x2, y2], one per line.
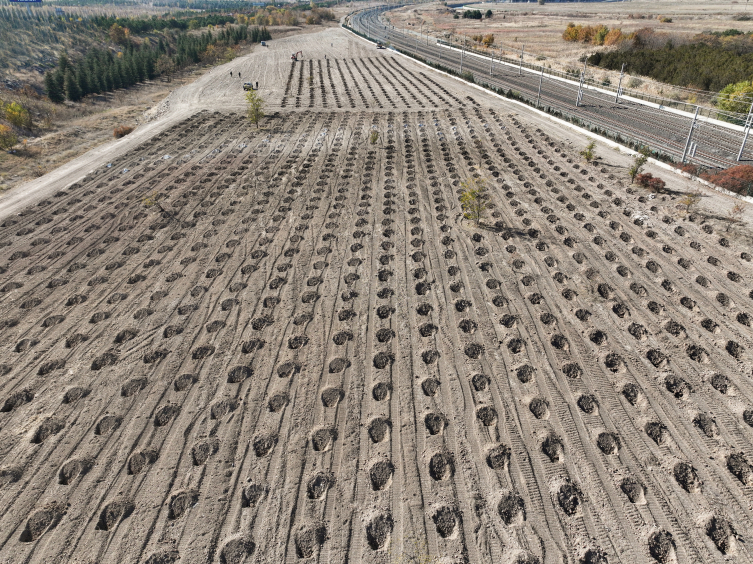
[4, 102, 32, 129]
[0, 125, 18, 150]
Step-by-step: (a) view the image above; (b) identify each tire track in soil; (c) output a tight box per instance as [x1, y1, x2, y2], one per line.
[484, 118, 708, 560]
[198, 112, 341, 561]
[57, 117, 298, 560]
[2, 31, 753, 562]
[490, 117, 748, 560]
[0, 115, 268, 560]
[402, 113, 488, 564]
[275, 115, 362, 562]
[428, 110, 567, 561]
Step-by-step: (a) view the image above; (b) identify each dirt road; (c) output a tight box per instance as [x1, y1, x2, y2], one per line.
[0, 26, 751, 564]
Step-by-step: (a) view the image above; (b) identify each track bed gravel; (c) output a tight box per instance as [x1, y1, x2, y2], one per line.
[0, 27, 751, 564]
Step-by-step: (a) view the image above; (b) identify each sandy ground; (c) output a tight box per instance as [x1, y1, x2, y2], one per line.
[0, 24, 332, 196]
[0, 25, 752, 564]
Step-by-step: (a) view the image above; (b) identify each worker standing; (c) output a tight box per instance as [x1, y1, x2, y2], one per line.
[230, 71, 233, 77]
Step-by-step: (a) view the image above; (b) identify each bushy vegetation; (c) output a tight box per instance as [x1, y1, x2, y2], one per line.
[580, 139, 596, 163]
[628, 145, 651, 183]
[563, 23, 623, 46]
[704, 165, 753, 196]
[471, 34, 495, 47]
[149, 0, 339, 10]
[113, 125, 134, 138]
[460, 178, 489, 225]
[462, 10, 483, 20]
[676, 163, 753, 196]
[4, 102, 32, 129]
[717, 80, 753, 116]
[0, 124, 18, 151]
[245, 88, 265, 129]
[587, 29, 753, 92]
[635, 172, 666, 191]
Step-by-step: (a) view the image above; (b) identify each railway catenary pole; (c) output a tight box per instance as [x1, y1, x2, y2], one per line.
[536, 67, 544, 108]
[681, 106, 700, 164]
[737, 100, 753, 161]
[519, 44, 524, 76]
[615, 63, 625, 103]
[460, 36, 465, 74]
[576, 70, 585, 107]
[350, 8, 747, 168]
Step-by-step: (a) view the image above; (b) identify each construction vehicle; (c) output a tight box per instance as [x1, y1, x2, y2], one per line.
[376, 42, 385, 49]
[243, 82, 255, 91]
[291, 51, 303, 61]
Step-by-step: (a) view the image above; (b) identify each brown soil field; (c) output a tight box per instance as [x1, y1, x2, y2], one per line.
[0, 24, 332, 196]
[386, 0, 753, 103]
[0, 26, 752, 564]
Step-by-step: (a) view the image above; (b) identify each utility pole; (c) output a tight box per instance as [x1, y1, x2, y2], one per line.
[490, 52, 493, 75]
[536, 67, 544, 108]
[615, 63, 625, 103]
[582, 56, 588, 86]
[519, 44, 524, 76]
[737, 100, 753, 161]
[460, 36, 465, 74]
[576, 69, 585, 107]
[681, 106, 700, 163]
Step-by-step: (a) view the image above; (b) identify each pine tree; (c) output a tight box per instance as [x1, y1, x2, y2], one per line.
[44, 70, 64, 103]
[123, 58, 134, 87]
[64, 68, 82, 101]
[58, 52, 70, 73]
[104, 66, 114, 92]
[54, 69, 64, 96]
[112, 62, 123, 90]
[143, 53, 154, 80]
[77, 65, 90, 97]
[131, 57, 143, 83]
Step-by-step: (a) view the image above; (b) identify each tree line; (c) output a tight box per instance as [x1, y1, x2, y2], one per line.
[88, 14, 236, 34]
[562, 23, 623, 46]
[44, 25, 270, 102]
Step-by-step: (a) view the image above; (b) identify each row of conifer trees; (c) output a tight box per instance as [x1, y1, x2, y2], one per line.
[44, 25, 270, 102]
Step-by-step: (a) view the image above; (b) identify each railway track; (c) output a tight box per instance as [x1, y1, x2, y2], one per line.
[350, 7, 751, 169]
